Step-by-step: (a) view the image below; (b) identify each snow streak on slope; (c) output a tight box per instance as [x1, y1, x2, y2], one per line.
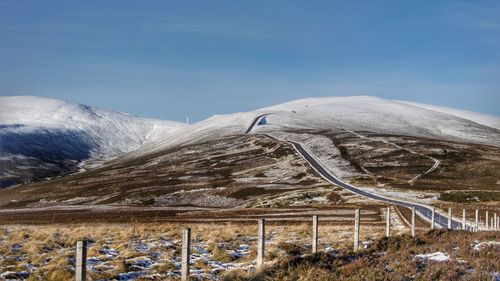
[0, 96, 185, 187]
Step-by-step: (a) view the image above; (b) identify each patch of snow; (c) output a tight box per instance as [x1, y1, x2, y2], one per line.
[269, 131, 363, 179]
[415, 252, 451, 262]
[126, 257, 154, 269]
[99, 247, 119, 257]
[472, 241, 500, 251]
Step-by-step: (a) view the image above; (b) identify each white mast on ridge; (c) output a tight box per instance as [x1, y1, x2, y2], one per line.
[186, 116, 189, 125]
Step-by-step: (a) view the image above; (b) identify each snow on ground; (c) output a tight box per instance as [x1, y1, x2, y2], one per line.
[415, 252, 451, 262]
[398, 100, 500, 130]
[0, 236, 255, 280]
[472, 241, 500, 251]
[6, 95, 498, 168]
[0, 96, 186, 187]
[126, 111, 260, 157]
[129, 96, 500, 160]
[354, 186, 440, 204]
[268, 131, 364, 179]
[257, 96, 500, 147]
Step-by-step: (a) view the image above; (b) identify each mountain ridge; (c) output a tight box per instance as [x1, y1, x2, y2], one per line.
[0, 95, 185, 187]
[2, 95, 500, 189]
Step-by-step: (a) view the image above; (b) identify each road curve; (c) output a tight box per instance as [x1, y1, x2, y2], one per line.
[246, 114, 466, 230]
[244, 113, 271, 134]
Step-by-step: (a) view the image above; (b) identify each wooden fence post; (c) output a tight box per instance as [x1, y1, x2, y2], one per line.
[411, 207, 416, 237]
[181, 228, 191, 281]
[386, 206, 391, 238]
[76, 240, 87, 281]
[462, 209, 466, 230]
[430, 207, 435, 229]
[495, 213, 498, 230]
[257, 219, 265, 268]
[354, 209, 360, 252]
[448, 208, 452, 229]
[485, 211, 489, 230]
[312, 215, 319, 254]
[475, 209, 479, 231]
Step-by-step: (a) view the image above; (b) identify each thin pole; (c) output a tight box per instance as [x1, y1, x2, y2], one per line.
[462, 209, 466, 230]
[386, 206, 391, 238]
[475, 209, 479, 231]
[495, 213, 498, 230]
[411, 207, 416, 237]
[448, 208, 452, 229]
[257, 219, 265, 268]
[431, 207, 435, 230]
[312, 215, 319, 254]
[181, 228, 191, 281]
[354, 209, 360, 252]
[76, 241, 87, 281]
[486, 211, 489, 230]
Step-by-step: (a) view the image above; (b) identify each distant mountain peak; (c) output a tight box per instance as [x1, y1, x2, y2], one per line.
[0, 95, 185, 187]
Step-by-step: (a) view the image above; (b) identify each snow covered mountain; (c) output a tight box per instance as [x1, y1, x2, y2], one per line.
[1, 95, 499, 209]
[2, 95, 499, 190]
[258, 96, 500, 145]
[133, 96, 500, 158]
[0, 96, 185, 187]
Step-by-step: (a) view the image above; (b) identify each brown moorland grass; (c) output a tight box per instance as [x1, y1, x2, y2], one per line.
[224, 229, 500, 281]
[0, 222, 498, 280]
[0, 222, 403, 280]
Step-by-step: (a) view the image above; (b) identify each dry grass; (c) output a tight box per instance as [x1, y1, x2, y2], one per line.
[0, 221, 497, 280]
[225, 230, 500, 281]
[0, 221, 408, 280]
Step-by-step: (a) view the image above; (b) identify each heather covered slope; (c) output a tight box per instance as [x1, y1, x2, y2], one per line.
[225, 229, 500, 281]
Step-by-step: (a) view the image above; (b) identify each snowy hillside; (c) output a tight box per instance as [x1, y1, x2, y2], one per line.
[255, 96, 500, 146]
[0, 96, 185, 187]
[2, 95, 499, 188]
[133, 96, 500, 158]
[396, 101, 500, 130]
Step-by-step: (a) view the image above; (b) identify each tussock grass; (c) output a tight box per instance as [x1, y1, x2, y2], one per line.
[226, 229, 500, 281]
[1, 222, 496, 280]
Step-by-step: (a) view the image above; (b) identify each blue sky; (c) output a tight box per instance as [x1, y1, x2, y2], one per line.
[1, 1, 499, 122]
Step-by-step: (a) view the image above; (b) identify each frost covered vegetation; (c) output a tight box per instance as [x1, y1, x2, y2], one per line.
[227, 230, 500, 281]
[0, 222, 383, 280]
[0, 223, 498, 280]
[439, 191, 500, 203]
[0, 135, 335, 209]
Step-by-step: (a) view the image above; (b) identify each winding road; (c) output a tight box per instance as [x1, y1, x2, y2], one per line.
[246, 114, 467, 230]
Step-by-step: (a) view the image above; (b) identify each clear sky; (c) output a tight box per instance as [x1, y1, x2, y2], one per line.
[1, 1, 499, 122]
